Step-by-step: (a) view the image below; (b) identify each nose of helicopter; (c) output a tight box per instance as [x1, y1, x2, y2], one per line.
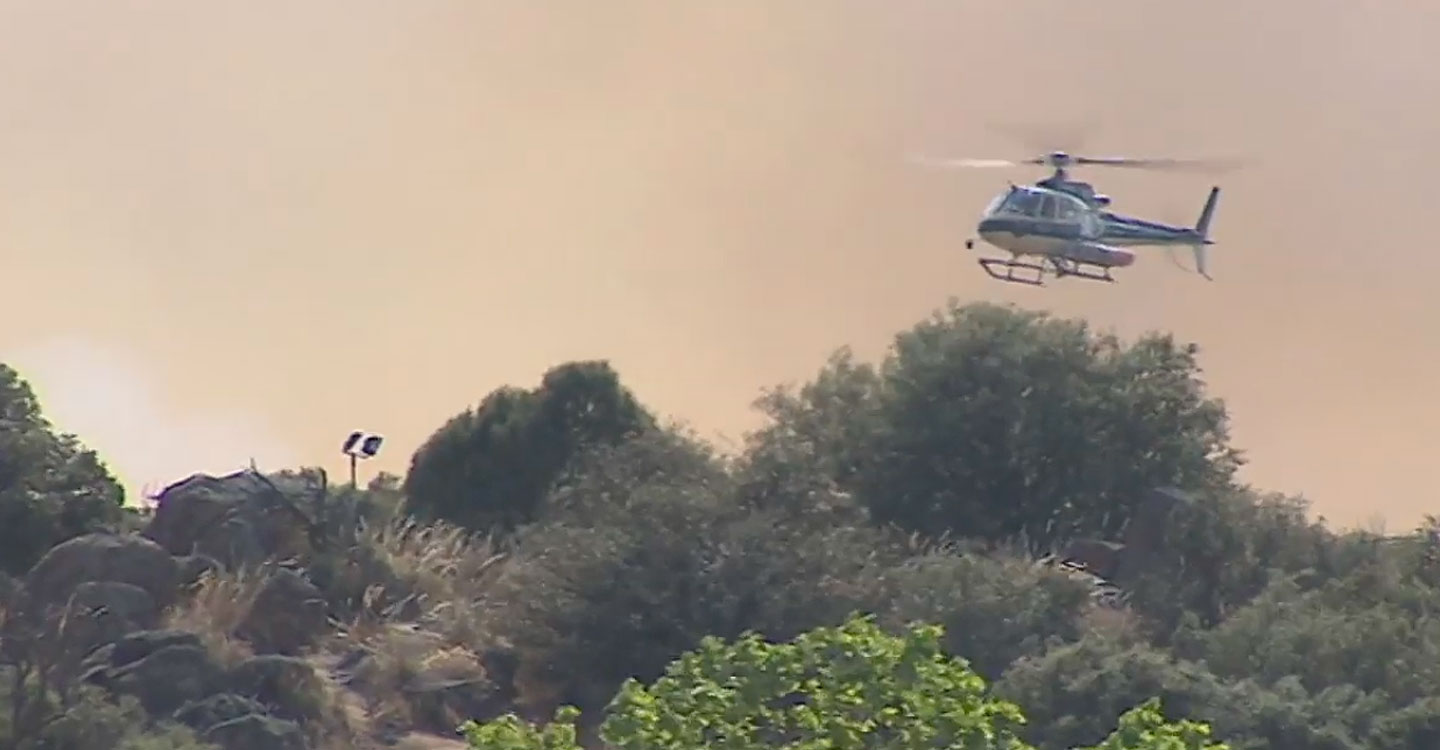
[976, 217, 1011, 248]
[977, 217, 1006, 234]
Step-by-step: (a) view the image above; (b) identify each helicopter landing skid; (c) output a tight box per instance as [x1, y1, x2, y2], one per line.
[1046, 256, 1116, 283]
[978, 256, 1117, 286]
[978, 258, 1046, 286]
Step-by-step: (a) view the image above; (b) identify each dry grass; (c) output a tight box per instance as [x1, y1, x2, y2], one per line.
[348, 515, 509, 648]
[319, 515, 512, 739]
[162, 565, 269, 668]
[161, 564, 369, 749]
[338, 622, 492, 736]
[301, 661, 378, 750]
[160, 504, 516, 745]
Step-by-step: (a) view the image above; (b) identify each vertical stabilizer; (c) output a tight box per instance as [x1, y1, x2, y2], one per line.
[1192, 187, 1220, 279]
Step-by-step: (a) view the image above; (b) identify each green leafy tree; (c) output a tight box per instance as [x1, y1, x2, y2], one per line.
[0, 364, 125, 574]
[995, 630, 1396, 750]
[1196, 564, 1440, 705]
[402, 360, 657, 534]
[461, 614, 1227, 750]
[997, 634, 1239, 750]
[747, 301, 1242, 552]
[488, 428, 899, 715]
[1122, 488, 1336, 636]
[879, 545, 1099, 679]
[737, 348, 881, 522]
[1080, 698, 1228, 750]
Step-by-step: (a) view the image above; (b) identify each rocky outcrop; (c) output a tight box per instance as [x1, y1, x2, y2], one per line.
[65, 580, 161, 655]
[143, 469, 322, 570]
[173, 693, 309, 750]
[203, 712, 309, 750]
[173, 692, 270, 732]
[0, 465, 541, 750]
[25, 532, 181, 612]
[0, 534, 185, 687]
[0, 469, 362, 748]
[87, 629, 226, 715]
[228, 654, 328, 722]
[236, 566, 330, 655]
[82, 629, 339, 750]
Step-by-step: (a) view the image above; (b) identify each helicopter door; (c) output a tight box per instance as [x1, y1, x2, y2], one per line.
[1038, 195, 1059, 221]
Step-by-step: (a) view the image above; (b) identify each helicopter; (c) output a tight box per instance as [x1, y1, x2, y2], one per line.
[915, 150, 1227, 286]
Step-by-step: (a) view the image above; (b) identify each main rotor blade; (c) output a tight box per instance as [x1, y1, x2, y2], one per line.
[907, 151, 1247, 175]
[906, 155, 1041, 169]
[1073, 156, 1245, 174]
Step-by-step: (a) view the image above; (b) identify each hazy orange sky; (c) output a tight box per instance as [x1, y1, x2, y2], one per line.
[3, 1, 1437, 530]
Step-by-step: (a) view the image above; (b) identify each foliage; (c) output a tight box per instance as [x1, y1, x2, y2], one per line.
[737, 347, 880, 523]
[0, 580, 216, 750]
[0, 682, 217, 750]
[749, 301, 1241, 552]
[879, 545, 1099, 679]
[996, 634, 1242, 750]
[1194, 555, 1440, 704]
[485, 428, 901, 715]
[0, 364, 126, 575]
[402, 360, 657, 534]
[1121, 488, 1338, 637]
[12, 300, 1440, 750]
[460, 614, 1227, 750]
[1076, 698, 1226, 750]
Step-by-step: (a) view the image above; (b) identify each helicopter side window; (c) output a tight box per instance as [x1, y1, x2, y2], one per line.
[1039, 195, 1059, 220]
[1002, 189, 1042, 217]
[1054, 196, 1081, 223]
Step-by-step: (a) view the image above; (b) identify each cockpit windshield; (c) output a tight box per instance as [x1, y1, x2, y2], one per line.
[985, 186, 1088, 222]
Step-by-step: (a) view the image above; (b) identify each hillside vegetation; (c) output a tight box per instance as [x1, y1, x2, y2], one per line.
[2, 300, 1438, 750]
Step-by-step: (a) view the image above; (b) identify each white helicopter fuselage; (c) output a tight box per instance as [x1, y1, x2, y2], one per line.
[969, 183, 1218, 284]
[974, 185, 1136, 269]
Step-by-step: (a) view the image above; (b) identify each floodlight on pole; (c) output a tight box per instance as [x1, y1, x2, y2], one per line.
[342, 430, 384, 487]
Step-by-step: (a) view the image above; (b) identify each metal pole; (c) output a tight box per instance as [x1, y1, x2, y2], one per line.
[349, 453, 358, 488]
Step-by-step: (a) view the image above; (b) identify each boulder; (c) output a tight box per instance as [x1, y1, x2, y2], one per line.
[81, 628, 205, 684]
[228, 654, 327, 724]
[144, 470, 317, 570]
[174, 692, 270, 732]
[176, 553, 222, 589]
[24, 533, 180, 611]
[235, 567, 329, 655]
[63, 581, 160, 655]
[100, 637, 225, 715]
[202, 712, 307, 750]
[105, 628, 207, 666]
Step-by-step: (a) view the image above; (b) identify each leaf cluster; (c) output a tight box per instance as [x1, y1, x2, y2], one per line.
[461, 614, 1225, 750]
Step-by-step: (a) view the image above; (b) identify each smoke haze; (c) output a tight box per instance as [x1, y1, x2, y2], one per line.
[8, 338, 300, 493]
[1, 1, 1437, 526]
